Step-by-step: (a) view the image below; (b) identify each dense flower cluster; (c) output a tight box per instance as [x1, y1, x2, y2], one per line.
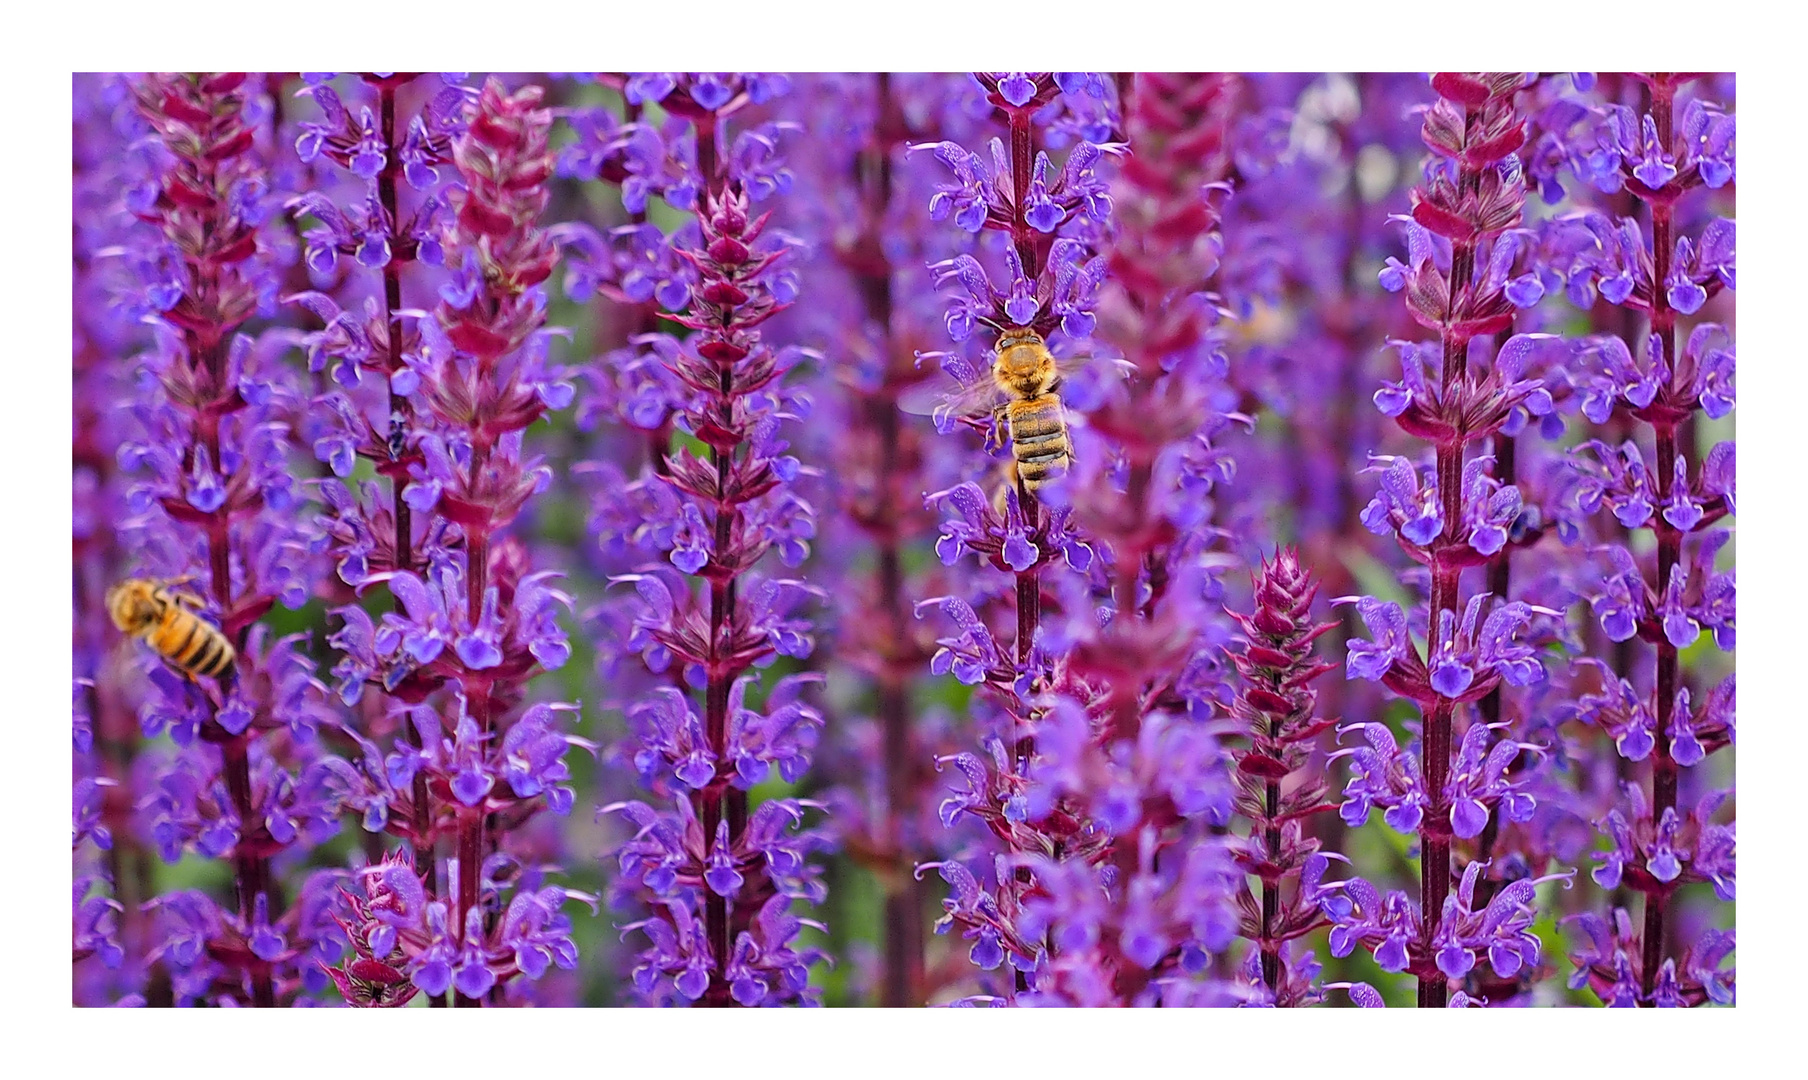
[73, 71, 1731, 1010]
[102, 72, 348, 1007]
[1533, 73, 1736, 1006]
[1324, 72, 1569, 1009]
[318, 77, 588, 1006]
[286, 74, 474, 973]
[564, 74, 830, 1008]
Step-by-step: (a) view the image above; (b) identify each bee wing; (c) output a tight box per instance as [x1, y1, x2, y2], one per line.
[897, 373, 1003, 426]
[1050, 351, 1135, 413]
[1053, 352, 1134, 381]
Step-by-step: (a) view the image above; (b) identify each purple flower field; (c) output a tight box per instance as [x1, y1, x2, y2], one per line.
[72, 71, 1733, 1008]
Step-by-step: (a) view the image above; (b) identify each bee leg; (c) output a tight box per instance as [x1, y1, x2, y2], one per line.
[160, 574, 207, 609]
[988, 404, 1007, 454]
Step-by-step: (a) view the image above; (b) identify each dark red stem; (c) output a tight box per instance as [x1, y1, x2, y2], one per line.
[1418, 109, 1486, 1007]
[1001, 94, 1044, 998]
[1259, 751, 1283, 996]
[200, 323, 276, 1008]
[374, 84, 439, 943]
[1640, 79, 1682, 1000]
[690, 118, 745, 1008]
[1007, 109, 1041, 279]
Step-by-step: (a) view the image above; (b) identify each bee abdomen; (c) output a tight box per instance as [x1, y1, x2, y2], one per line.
[148, 605, 236, 680]
[1008, 398, 1065, 439]
[189, 630, 236, 679]
[1015, 433, 1068, 458]
[1008, 397, 1072, 491]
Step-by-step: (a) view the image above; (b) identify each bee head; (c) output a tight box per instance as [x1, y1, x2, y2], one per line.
[106, 579, 157, 633]
[996, 328, 1044, 351]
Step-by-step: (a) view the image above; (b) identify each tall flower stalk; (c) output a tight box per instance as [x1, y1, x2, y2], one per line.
[1042, 71, 1251, 1003]
[1535, 72, 1736, 1006]
[1614, 75, 1732, 1000]
[846, 74, 931, 1005]
[1335, 73, 1562, 1007]
[595, 73, 827, 1008]
[116, 71, 345, 1007]
[913, 72, 1253, 1005]
[75, 73, 153, 1006]
[779, 72, 944, 1004]
[313, 78, 590, 1007]
[287, 71, 468, 955]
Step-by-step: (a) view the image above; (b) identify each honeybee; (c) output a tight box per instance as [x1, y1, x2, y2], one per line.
[905, 328, 1114, 500]
[106, 577, 236, 681]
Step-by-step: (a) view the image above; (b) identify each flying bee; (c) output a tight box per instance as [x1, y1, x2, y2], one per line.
[904, 328, 1120, 501]
[106, 577, 235, 681]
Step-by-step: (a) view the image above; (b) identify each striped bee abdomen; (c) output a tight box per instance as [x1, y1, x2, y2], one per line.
[1007, 395, 1072, 491]
[152, 601, 235, 679]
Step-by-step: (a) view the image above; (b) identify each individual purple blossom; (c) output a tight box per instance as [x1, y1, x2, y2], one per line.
[1372, 331, 1556, 444]
[1322, 858, 1572, 983]
[74, 877, 126, 971]
[1341, 592, 1552, 706]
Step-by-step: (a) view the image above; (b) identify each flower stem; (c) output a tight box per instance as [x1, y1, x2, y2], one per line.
[201, 331, 276, 1007]
[1419, 472, 1464, 1007]
[1640, 78, 1682, 1001]
[454, 523, 491, 1006]
[1418, 137, 1485, 1006]
[1259, 748, 1283, 995]
[456, 800, 483, 1006]
[690, 117, 747, 1008]
[703, 546, 734, 1006]
[1008, 110, 1039, 277]
[1003, 101, 1043, 998]
[878, 669, 925, 1006]
[373, 80, 438, 915]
